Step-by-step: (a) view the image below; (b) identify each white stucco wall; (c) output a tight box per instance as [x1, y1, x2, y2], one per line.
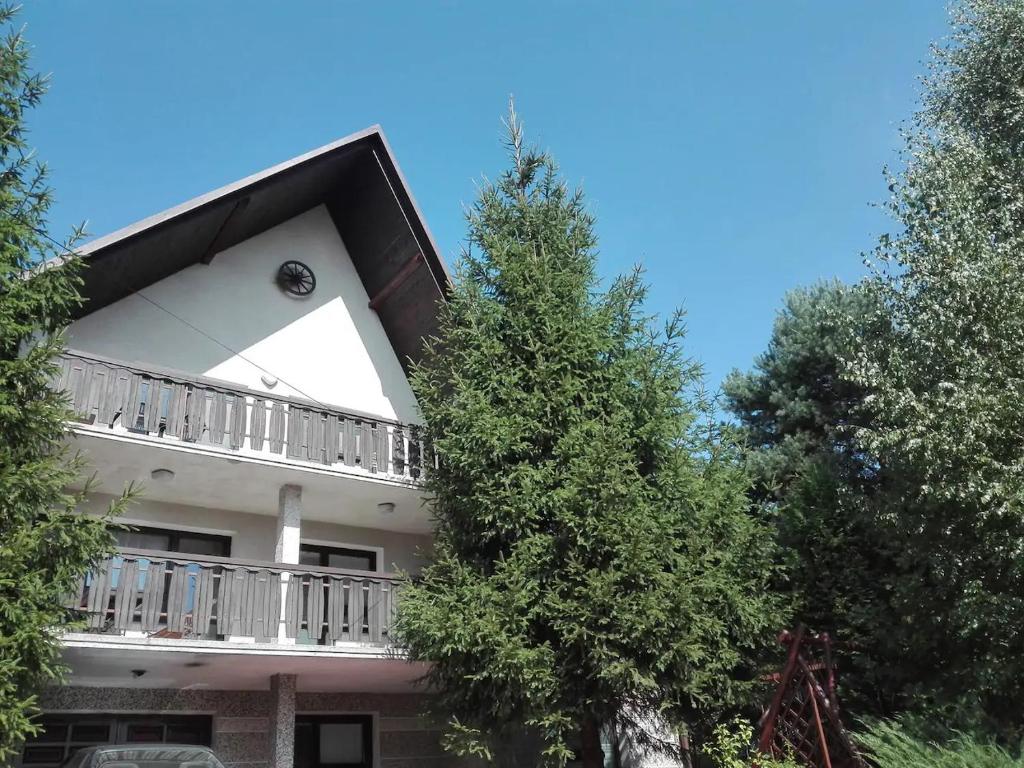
[80, 493, 431, 574]
[68, 205, 420, 423]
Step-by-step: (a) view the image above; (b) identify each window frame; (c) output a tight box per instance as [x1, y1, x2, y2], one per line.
[298, 541, 380, 573]
[113, 524, 232, 557]
[23, 715, 212, 768]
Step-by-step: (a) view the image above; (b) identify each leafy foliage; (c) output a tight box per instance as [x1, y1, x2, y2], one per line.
[701, 718, 800, 768]
[847, 0, 1024, 733]
[857, 720, 1024, 768]
[0, 7, 131, 759]
[396, 106, 787, 766]
[726, 0, 1024, 737]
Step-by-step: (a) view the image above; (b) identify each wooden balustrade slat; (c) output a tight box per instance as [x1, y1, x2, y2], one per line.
[409, 427, 422, 479]
[252, 569, 278, 642]
[112, 559, 139, 628]
[367, 581, 382, 642]
[68, 358, 90, 417]
[210, 391, 227, 444]
[375, 425, 389, 474]
[250, 399, 266, 451]
[166, 565, 189, 633]
[348, 579, 365, 641]
[165, 382, 187, 438]
[144, 380, 162, 434]
[286, 407, 302, 459]
[183, 387, 201, 442]
[87, 561, 112, 629]
[342, 419, 356, 466]
[94, 365, 116, 426]
[392, 427, 406, 475]
[387, 582, 398, 638]
[126, 373, 144, 431]
[268, 401, 286, 453]
[307, 576, 325, 639]
[194, 567, 216, 636]
[328, 578, 345, 640]
[284, 575, 301, 639]
[325, 414, 339, 464]
[241, 569, 257, 637]
[140, 559, 166, 632]
[229, 395, 247, 450]
[219, 568, 241, 636]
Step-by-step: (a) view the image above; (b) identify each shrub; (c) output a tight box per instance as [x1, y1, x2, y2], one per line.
[858, 720, 1024, 768]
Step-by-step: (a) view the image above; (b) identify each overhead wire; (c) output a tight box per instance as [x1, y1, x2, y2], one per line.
[33, 226, 333, 410]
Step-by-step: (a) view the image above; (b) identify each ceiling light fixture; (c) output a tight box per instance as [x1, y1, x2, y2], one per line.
[150, 468, 175, 482]
[377, 502, 396, 515]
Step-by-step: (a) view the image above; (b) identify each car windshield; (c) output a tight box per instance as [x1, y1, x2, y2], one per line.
[92, 747, 225, 768]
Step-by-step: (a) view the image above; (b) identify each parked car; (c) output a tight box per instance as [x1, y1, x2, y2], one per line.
[61, 745, 226, 768]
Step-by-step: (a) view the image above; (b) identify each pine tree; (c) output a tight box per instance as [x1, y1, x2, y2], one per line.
[722, 283, 910, 717]
[0, 7, 131, 758]
[395, 107, 785, 767]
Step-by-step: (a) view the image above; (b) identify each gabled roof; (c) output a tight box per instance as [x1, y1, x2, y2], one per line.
[71, 125, 450, 373]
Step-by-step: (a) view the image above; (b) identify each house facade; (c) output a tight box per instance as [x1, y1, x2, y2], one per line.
[17, 128, 458, 768]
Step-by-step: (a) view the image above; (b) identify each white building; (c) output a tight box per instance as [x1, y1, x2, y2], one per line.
[18, 127, 453, 768]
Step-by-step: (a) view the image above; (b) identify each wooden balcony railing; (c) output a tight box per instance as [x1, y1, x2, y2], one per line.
[54, 350, 430, 483]
[70, 549, 401, 646]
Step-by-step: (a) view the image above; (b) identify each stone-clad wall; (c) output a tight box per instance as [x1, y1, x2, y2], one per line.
[39, 687, 454, 768]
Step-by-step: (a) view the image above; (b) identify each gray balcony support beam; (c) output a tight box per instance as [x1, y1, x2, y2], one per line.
[269, 672, 297, 768]
[276, 485, 302, 565]
[276, 485, 302, 644]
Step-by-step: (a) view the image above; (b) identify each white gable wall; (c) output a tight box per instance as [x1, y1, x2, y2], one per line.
[68, 205, 420, 423]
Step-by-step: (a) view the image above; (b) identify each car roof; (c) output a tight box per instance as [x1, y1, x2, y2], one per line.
[82, 745, 216, 752]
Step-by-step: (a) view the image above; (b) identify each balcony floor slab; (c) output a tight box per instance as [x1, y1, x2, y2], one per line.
[69, 429, 430, 533]
[61, 635, 429, 692]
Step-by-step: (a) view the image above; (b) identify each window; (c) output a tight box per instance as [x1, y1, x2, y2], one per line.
[299, 544, 376, 572]
[114, 525, 231, 557]
[21, 715, 211, 767]
[294, 716, 372, 768]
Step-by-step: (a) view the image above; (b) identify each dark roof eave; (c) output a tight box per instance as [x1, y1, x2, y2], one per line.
[65, 126, 450, 373]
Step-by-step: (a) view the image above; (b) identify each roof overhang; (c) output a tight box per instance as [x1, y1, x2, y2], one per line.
[70, 125, 450, 373]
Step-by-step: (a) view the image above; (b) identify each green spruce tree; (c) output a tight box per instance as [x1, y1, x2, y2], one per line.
[0, 7, 131, 759]
[396, 107, 785, 767]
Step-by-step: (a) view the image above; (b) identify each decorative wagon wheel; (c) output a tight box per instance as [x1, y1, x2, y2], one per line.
[276, 260, 316, 296]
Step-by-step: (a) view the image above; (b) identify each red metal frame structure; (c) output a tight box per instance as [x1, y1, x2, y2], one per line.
[757, 627, 866, 768]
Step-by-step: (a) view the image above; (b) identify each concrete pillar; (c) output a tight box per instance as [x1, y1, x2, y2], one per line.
[276, 485, 302, 643]
[268, 673, 297, 768]
[276, 484, 302, 564]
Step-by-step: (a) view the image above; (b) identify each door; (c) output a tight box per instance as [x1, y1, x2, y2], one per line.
[294, 715, 373, 768]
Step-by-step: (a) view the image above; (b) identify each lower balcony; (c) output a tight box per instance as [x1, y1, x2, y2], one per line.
[70, 549, 401, 648]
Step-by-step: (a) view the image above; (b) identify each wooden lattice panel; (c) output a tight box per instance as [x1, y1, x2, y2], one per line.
[758, 627, 867, 768]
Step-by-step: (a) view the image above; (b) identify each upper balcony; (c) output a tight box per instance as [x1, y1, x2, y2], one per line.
[54, 349, 431, 488]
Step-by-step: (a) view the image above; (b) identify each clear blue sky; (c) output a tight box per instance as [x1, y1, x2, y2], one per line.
[22, 2, 949, 392]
